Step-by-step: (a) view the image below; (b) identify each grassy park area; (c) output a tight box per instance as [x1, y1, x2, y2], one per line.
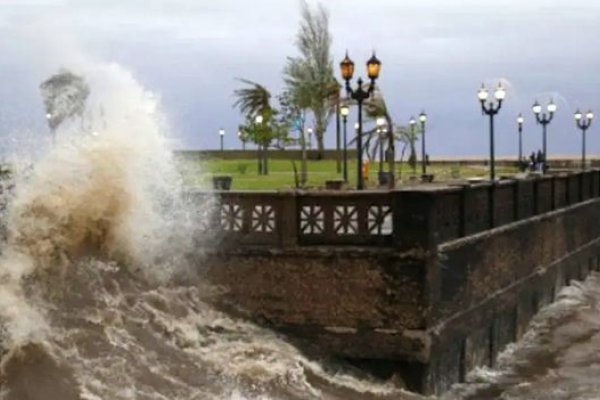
[177, 157, 519, 190]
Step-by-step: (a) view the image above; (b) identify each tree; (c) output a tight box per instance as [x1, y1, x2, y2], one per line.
[232, 78, 272, 117]
[233, 80, 292, 175]
[278, 89, 309, 185]
[348, 85, 423, 183]
[233, 79, 274, 174]
[40, 69, 90, 140]
[284, 1, 337, 159]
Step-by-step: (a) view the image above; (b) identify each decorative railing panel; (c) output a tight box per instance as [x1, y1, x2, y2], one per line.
[217, 192, 285, 245]
[297, 192, 393, 246]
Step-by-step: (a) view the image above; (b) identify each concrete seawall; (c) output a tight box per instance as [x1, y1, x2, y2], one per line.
[197, 169, 600, 394]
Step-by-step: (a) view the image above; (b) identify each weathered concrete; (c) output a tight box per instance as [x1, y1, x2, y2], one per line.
[199, 169, 600, 394]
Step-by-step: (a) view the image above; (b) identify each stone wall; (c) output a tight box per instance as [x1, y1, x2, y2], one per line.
[204, 247, 430, 361]
[424, 200, 600, 393]
[199, 169, 600, 394]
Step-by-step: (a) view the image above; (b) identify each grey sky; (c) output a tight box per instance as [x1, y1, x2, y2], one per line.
[1, 0, 600, 156]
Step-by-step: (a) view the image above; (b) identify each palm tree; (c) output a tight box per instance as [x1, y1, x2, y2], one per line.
[347, 86, 423, 184]
[283, 1, 336, 159]
[233, 78, 272, 117]
[233, 79, 274, 175]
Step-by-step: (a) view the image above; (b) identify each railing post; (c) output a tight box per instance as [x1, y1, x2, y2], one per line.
[279, 190, 298, 247]
[392, 189, 439, 251]
[489, 183, 496, 229]
[532, 177, 539, 215]
[392, 189, 440, 324]
[579, 171, 585, 202]
[459, 185, 467, 237]
[550, 175, 556, 211]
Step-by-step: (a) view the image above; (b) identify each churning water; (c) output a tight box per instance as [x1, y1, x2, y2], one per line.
[0, 59, 417, 400]
[2, 58, 600, 399]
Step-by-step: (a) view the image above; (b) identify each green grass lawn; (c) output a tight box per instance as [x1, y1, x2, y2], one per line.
[177, 157, 519, 190]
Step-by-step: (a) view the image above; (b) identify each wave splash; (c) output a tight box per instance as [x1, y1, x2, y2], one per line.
[0, 60, 413, 400]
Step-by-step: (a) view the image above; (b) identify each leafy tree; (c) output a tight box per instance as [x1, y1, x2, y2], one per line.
[232, 78, 272, 117]
[40, 69, 90, 140]
[277, 90, 309, 185]
[284, 1, 337, 159]
[234, 81, 292, 175]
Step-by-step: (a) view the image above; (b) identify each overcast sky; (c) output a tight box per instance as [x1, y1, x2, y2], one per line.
[1, 0, 600, 156]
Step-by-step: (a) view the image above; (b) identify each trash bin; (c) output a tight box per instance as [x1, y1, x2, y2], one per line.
[212, 175, 232, 190]
[378, 171, 391, 186]
[421, 174, 435, 183]
[325, 179, 345, 190]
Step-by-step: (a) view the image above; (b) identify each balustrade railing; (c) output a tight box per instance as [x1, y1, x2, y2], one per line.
[189, 169, 600, 248]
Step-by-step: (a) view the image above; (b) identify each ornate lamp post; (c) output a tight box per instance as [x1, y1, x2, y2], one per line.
[219, 128, 225, 152]
[419, 111, 427, 175]
[478, 82, 506, 181]
[516, 114, 524, 162]
[532, 99, 557, 170]
[574, 109, 594, 169]
[340, 51, 381, 190]
[340, 104, 350, 182]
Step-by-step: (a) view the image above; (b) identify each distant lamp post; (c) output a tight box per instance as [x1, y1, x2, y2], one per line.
[340, 104, 350, 182]
[340, 51, 381, 190]
[409, 117, 417, 174]
[574, 109, 593, 169]
[532, 99, 557, 170]
[419, 111, 427, 175]
[45, 113, 56, 144]
[255, 115, 264, 174]
[307, 128, 313, 150]
[478, 82, 506, 181]
[219, 128, 225, 152]
[516, 114, 524, 162]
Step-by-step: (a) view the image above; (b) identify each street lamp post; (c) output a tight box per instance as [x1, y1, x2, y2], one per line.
[478, 82, 506, 181]
[532, 99, 557, 171]
[46, 113, 56, 144]
[255, 115, 264, 174]
[574, 109, 594, 169]
[409, 117, 417, 175]
[340, 104, 350, 182]
[517, 114, 524, 163]
[219, 128, 225, 152]
[307, 128, 313, 150]
[419, 111, 427, 175]
[340, 51, 381, 190]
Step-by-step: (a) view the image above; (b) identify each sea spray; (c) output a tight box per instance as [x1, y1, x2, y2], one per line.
[0, 59, 202, 348]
